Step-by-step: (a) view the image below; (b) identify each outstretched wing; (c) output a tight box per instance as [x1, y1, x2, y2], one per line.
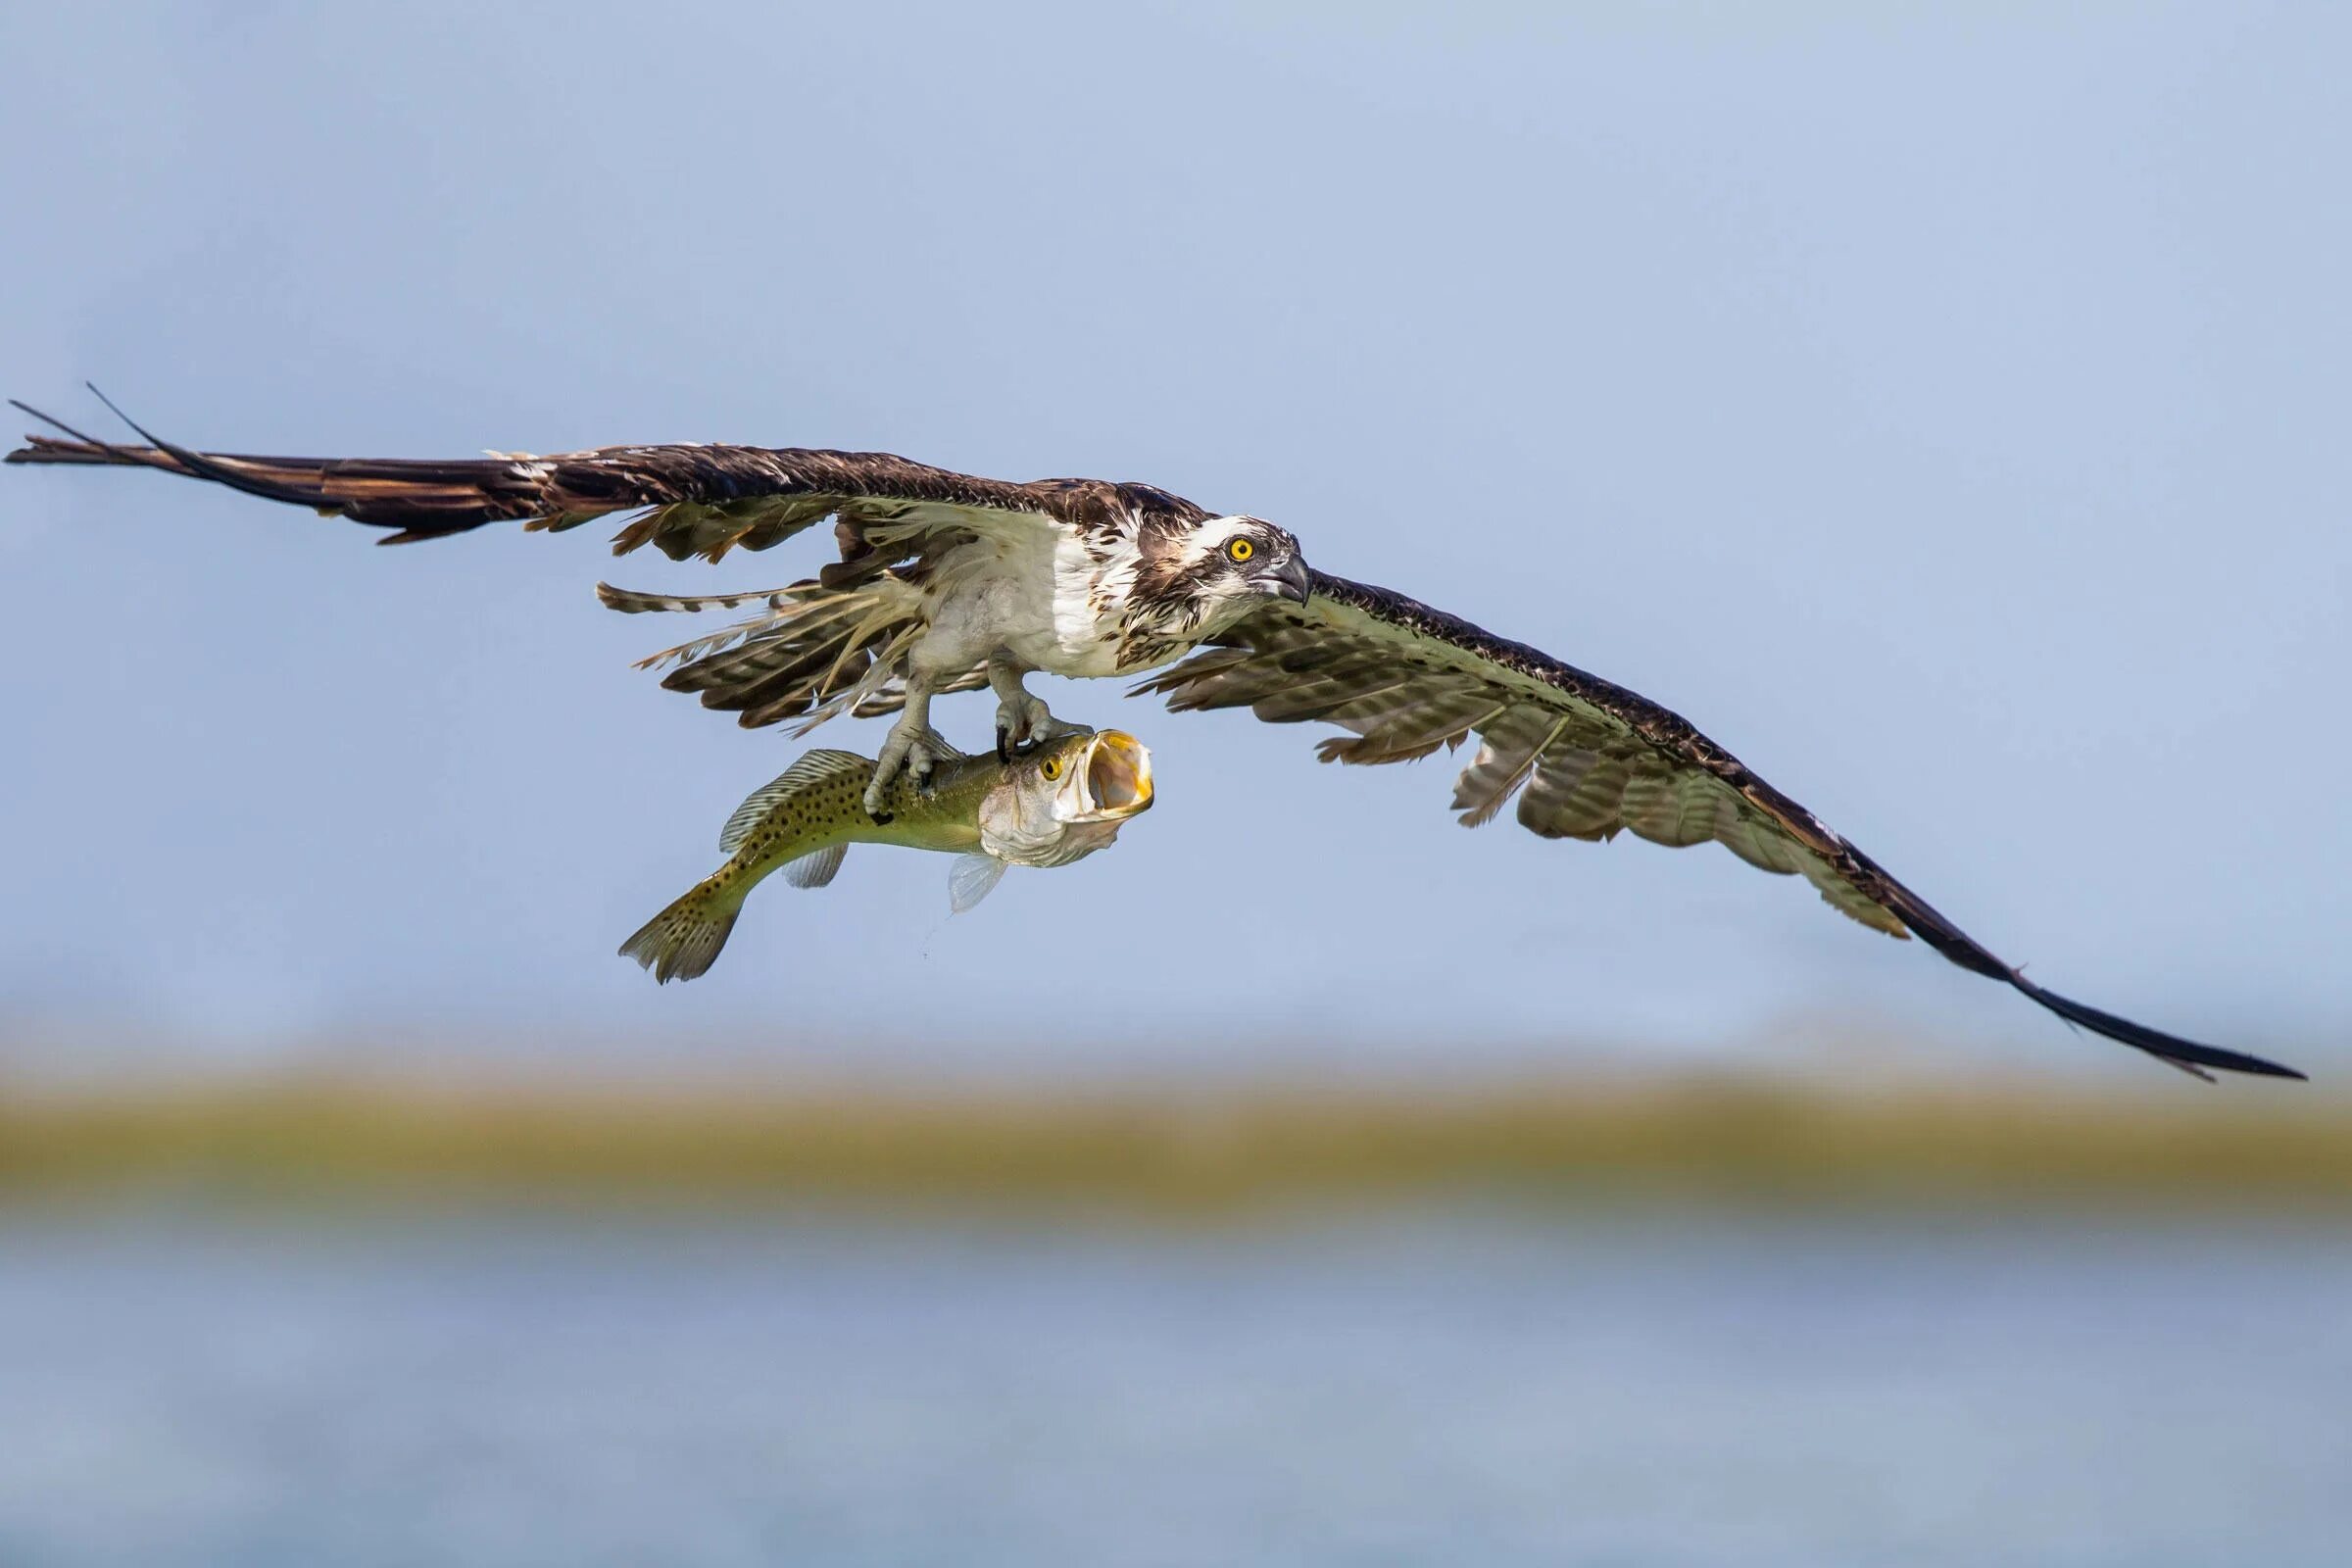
[7, 399, 1213, 736]
[1137, 572, 2302, 1082]
[5, 400, 1188, 560]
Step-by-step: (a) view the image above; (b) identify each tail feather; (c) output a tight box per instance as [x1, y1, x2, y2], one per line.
[617, 877, 743, 984]
[596, 583, 795, 616]
[604, 573, 941, 733]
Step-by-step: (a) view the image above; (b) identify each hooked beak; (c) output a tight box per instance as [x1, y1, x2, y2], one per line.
[1070, 730, 1154, 821]
[1254, 556, 1311, 606]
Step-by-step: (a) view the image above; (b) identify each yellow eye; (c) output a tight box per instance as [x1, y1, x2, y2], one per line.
[1227, 537, 1254, 564]
[1040, 757, 1062, 780]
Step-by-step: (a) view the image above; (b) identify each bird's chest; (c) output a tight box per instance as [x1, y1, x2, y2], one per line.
[921, 533, 1154, 678]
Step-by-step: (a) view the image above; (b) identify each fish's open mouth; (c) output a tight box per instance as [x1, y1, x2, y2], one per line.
[1079, 730, 1153, 818]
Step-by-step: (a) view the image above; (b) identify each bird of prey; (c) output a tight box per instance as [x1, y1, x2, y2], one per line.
[5, 398, 2303, 1082]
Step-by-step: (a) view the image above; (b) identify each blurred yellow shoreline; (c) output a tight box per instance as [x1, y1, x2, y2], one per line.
[4, 1070, 2347, 1214]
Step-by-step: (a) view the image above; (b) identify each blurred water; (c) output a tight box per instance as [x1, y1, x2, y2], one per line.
[0, 1208, 2344, 1566]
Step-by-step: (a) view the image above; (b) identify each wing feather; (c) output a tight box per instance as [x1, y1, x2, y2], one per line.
[1136, 570, 2301, 1081]
[7, 408, 1208, 561]
[1450, 710, 1564, 829]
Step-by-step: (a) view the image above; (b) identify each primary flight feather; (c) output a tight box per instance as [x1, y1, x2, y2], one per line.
[6, 399, 2303, 1083]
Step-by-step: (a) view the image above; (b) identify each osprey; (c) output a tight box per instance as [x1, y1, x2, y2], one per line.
[5, 399, 2304, 1083]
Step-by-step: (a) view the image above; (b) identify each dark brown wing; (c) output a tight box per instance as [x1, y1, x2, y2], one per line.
[5, 400, 1199, 559]
[1137, 571, 2302, 1082]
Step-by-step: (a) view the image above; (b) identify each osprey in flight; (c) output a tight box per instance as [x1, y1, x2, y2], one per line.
[6, 399, 2303, 1083]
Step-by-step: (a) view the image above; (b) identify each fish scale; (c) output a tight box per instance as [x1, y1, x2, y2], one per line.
[619, 731, 1153, 983]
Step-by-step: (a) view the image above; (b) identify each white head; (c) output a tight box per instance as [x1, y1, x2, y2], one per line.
[1133, 514, 1311, 637]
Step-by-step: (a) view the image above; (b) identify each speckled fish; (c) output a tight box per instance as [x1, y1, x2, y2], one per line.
[619, 729, 1153, 983]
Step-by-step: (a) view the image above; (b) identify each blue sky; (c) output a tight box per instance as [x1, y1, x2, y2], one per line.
[2, 2, 2344, 1079]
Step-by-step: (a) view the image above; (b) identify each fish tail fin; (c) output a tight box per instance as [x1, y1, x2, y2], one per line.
[617, 872, 746, 984]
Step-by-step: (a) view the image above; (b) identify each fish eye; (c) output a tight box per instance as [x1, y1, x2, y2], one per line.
[1041, 757, 1063, 780]
[1227, 537, 1254, 564]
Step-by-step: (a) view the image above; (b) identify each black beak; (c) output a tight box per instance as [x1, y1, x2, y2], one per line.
[1258, 557, 1312, 605]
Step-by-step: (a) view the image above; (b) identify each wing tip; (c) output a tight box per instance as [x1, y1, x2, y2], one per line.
[2018, 979, 2307, 1083]
[10, 396, 135, 466]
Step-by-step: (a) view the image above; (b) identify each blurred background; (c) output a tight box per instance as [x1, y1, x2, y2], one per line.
[2, 2, 2347, 1563]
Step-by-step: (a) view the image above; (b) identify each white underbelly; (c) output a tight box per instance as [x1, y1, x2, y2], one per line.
[914, 537, 1127, 678]
[999, 621, 1127, 677]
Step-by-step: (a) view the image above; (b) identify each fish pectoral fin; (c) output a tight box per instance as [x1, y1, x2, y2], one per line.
[948, 853, 1008, 914]
[783, 844, 848, 890]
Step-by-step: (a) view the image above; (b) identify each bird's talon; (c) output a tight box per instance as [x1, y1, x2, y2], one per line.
[865, 720, 949, 816]
[993, 689, 1084, 758]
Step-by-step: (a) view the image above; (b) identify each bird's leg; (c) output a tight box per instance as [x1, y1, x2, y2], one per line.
[865, 674, 951, 818]
[989, 658, 1085, 761]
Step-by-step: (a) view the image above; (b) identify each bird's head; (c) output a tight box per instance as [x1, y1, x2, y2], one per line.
[1139, 514, 1310, 635]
